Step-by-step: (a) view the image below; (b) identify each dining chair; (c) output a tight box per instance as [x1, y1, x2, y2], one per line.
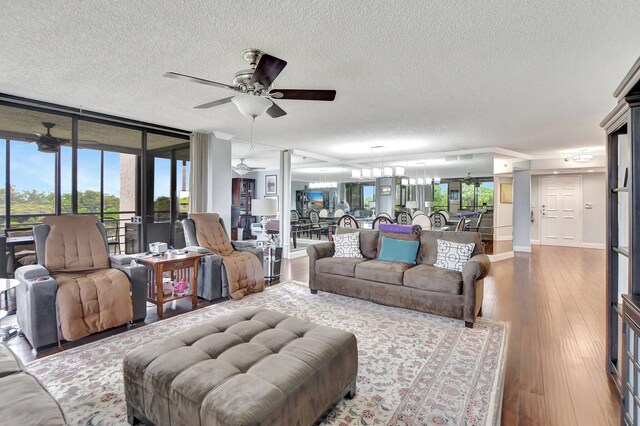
[319, 209, 329, 218]
[309, 209, 329, 239]
[413, 209, 425, 216]
[372, 215, 393, 229]
[411, 213, 432, 230]
[334, 209, 345, 218]
[430, 212, 447, 228]
[437, 210, 451, 222]
[396, 211, 411, 225]
[378, 212, 392, 220]
[471, 213, 484, 232]
[455, 217, 466, 231]
[337, 214, 359, 229]
[100, 217, 121, 254]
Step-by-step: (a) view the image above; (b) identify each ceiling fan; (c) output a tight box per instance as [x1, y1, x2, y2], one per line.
[233, 158, 265, 176]
[164, 48, 337, 118]
[33, 122, 70, 153]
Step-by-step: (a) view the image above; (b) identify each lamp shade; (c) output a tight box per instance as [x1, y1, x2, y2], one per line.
[251, 198, 278, 216]
[406, 200, 419, 209]
[232, 95, 273, 117]
[424, 201, 435, 208]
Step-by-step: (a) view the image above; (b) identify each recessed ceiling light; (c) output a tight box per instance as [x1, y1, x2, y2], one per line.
[588, 169, 594, 173]
[553, 171, 559, 174]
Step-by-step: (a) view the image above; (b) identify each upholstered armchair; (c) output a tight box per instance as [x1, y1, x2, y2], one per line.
[182, 215, 264, 301]
[15, 216, 147, 351]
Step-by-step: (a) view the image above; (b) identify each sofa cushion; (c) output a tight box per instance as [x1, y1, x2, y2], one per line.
[378, 237, 420, 264]
[316, 257, 368, 277]
[333, 232, 363, 258]
[403, 264, 463, 295]
[0, 343, 23, 378]
[355, 260, 413, 285]
[434, 239, 475, 272]
[336, 227, 378, 258]
[0, 372, 67, 425]
[377, 231, 419, 255]
[418, 230, 482, 265]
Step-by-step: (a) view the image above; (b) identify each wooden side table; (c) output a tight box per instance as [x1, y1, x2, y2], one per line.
[136, 252, 204, 317]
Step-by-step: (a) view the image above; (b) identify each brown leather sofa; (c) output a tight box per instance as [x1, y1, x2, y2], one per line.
[307, 228, 491, 328]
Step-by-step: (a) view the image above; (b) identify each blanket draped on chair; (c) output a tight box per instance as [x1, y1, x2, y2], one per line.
[43, 216, 132, 341]
[189, 213, 265, 300]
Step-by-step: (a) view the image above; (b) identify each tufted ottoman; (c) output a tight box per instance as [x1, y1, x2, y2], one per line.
[123, 307, 358, 425]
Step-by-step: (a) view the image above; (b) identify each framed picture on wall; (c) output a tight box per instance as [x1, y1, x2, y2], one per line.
[500, 183, 513, 204]
[265, 175, 277, 195]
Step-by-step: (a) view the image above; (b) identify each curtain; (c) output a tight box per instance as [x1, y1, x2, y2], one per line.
[189, 132, 209, 213]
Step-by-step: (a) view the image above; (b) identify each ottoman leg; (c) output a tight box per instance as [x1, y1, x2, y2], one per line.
[347, 378, 356, 399]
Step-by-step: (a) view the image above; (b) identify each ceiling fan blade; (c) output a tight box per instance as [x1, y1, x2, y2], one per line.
[250, 54, 287, 88]
[266, 101, 287, 118]
[194, 97, 234, 109]
[164, 72, 238, 91]
[269, 89, 336, 101]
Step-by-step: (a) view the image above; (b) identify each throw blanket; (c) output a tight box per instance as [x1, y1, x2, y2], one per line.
[189, 213, 265, 300]
[43, 216, 132, 341]
[379, 223, 422, 236]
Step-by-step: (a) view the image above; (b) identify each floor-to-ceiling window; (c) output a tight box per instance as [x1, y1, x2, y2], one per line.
[0, 97, 190, 253]
[433, 182, 449, 211]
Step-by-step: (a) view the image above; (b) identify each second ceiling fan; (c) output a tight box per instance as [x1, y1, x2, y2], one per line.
[164, 48, 336, 118]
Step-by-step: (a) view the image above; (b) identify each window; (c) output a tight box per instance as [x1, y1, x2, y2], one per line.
[433, 183, 448, 211]
[461, 181, 494, 211]
[362, 184, 375, 210]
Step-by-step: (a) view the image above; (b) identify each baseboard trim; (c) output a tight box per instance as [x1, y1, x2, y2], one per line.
[513, 245, 532, 253]
[488, 251, 514, 262]
[530, 239, 541, 245]
[581, 242, 606, 250]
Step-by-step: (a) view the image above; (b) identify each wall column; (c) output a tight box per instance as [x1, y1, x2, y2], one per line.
[280, 150, 292, 258]
[513, 169, 532, 252]
[207, 134, 232, 236]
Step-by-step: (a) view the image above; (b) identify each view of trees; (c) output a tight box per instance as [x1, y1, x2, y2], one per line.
[434, 183, 448, 209]
[0, 186, 183, 228]
[462, 182, 494, 210]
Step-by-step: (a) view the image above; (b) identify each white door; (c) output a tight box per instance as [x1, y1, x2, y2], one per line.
[540, 176, 582, 247]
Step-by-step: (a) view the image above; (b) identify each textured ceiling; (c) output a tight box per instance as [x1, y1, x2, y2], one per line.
[1, 0, 639, 161]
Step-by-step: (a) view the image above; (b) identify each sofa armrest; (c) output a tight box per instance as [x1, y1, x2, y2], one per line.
[15, 264, 50, 282]
[184, 246, 212, 254]
[111, 263, 148, 322]
[307, 242, 335, 290]
[15, 265, 59, 350]
[232, 245, 264, 265]
[462, 254, 491, 324]
[463, 254, 491, 282]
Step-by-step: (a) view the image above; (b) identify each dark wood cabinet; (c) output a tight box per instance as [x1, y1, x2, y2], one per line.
[232, 178, 256, 240]
[602, 57, 640, 402]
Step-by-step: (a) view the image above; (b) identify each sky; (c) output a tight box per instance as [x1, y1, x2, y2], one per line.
[0, 140, 176, 198]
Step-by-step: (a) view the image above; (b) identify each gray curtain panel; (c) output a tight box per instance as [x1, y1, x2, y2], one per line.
[189, 132, 209, 213]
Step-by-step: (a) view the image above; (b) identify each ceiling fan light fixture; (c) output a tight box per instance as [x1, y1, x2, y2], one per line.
[231, 95, 273, 118]
[572, 153, 594, 162]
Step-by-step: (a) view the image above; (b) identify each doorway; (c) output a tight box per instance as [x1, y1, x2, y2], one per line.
[540, 176, 582, 247]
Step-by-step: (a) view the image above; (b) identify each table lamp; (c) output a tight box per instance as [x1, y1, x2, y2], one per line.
[405, 200, 419, 213]
[424, 200, 435, 215]
[252, 198, 278, 243]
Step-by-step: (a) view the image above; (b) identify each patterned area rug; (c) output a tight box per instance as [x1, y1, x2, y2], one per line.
[27, 281, 508, 425]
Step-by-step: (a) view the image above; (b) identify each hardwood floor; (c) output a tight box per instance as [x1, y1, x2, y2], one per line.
[3, 245, 619, 424]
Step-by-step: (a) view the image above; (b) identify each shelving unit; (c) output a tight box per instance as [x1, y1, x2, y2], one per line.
[232, 178, 256, 240]
[601, 57, 640, 407]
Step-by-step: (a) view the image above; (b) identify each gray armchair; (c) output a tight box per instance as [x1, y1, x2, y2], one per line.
[182, 217, 263, 301]
[15, 221, 147, 351]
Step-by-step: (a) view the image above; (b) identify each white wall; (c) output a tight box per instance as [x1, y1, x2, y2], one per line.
[530, 172, 605, 247]
[494, 176, 513, 240]
[582, 172, 606, 246]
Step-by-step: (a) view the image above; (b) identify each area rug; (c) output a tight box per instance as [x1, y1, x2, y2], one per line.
[27, 281, 508, 425]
